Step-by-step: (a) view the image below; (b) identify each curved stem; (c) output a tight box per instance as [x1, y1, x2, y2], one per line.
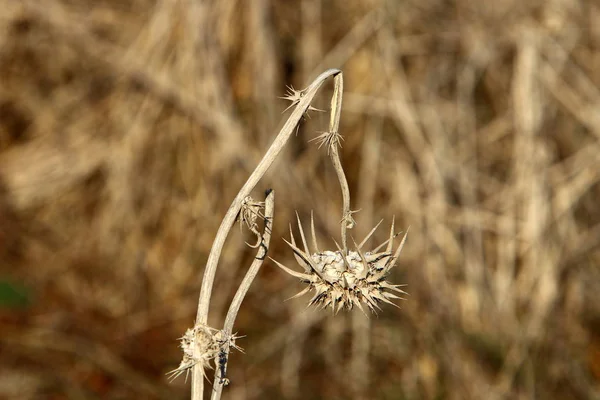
[330, 144, 351, 254]
[327, 74, 351, 254]
[192, 69, 342, 400]
[210, 189, 275, 400]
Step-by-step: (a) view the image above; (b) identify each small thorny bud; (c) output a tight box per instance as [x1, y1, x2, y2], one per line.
[271, 214, 409, 314]
[238, 196, 265, 248]
[167, 325, 242, 384]
[309, 130, 344, 154]
[280, 85, 324, 115]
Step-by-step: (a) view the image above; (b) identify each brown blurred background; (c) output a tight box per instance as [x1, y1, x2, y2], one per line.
[1, 0, 600, 399]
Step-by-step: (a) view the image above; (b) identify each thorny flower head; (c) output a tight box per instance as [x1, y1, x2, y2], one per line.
[167, 325, 242, 383]
[271, 213, 408, 314]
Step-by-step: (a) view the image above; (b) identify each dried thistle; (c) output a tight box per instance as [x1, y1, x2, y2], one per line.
[167, 325, 242, 383]
[271, 215, 408, 314]
[190, 70, 353, 399]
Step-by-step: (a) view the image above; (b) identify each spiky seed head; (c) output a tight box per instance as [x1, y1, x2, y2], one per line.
[167, 325, 243, 383]
[272, 217, 408, 314]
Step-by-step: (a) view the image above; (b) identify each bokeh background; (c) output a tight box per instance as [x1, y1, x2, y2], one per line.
[1, 0, 600, 399]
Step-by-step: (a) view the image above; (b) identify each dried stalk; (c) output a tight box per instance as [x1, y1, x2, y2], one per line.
[326, 75, 353, 254]
[210, 189, 275, 400]
[192, 69, 344, 400]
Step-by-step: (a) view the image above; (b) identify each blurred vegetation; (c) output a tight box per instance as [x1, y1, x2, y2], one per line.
[0, 280, 31, 308]
[1, 0, 599, 399]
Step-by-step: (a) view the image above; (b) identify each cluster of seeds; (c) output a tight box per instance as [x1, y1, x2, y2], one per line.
[272, 214, 408, 314]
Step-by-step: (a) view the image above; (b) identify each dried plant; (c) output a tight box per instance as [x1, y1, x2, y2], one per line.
[3, 3, 598, 399]
[166, 325, 242, 384]
[169, 69, 407, 400]
[271, 216, 408, 314]
[237, 196, 265, 248]
[4, 2, 599, 399]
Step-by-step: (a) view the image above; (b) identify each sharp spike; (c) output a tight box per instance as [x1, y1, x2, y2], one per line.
[366, 289, 384, 309]
[367, 298, 382, 313]
[331, 292, 337, 313]
[373, 233, 401, 253]
[375, 294, 401, 309]
[360, 290, 375, 307]
[282, 102, 296, 113]
[269, 257, 313, 280]
[351, 237, 371, 279]
[353, 297, 368, 316]
[380, 281, 408, 288]
[358, 219, 384, 249]
[364, 252, 392, 264]
[280, 86, 302, 113]
[386, 227, 409, 270]
[283, 238, 330, 282]
[308, 289, 327, 306]
[381, 292, 405, 301]
[380, 282, 409, 295]
[289, 224, 296, 245]
[332, 239, 352, 271]
[386, 216, 396, 253]
[369, 269, 389, 282]
[295, 211, 311, 256]
[310, 211, 320, 253]
[335, 298, 345, 314]
[289, 225, 310, 273]
[166, 368, 184, 383]
[285, 285, 312, 301]
[342, 273, 352, 289]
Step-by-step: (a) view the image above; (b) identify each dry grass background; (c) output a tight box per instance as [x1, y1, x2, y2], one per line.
[0, 0, 599, 399]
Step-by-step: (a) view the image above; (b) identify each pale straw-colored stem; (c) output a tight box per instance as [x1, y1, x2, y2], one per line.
[210, 189, 275, 400]
[327, 74, 352, 254]
[192, 69, 342, 400]
[330, 144, 351, 254]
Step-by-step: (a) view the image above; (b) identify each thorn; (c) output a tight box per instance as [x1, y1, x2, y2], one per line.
[310, 210, 320, 254]
[269, 257, 313, 280]
[386, 216, 395, 253]
[309, 130, 344, 154]
[385, 227, 409, 270]
[358, 219, 384, 249]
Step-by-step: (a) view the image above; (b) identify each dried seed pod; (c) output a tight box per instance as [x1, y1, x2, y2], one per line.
[271, 215, 408, 314]
[167, 325, 242, 383]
